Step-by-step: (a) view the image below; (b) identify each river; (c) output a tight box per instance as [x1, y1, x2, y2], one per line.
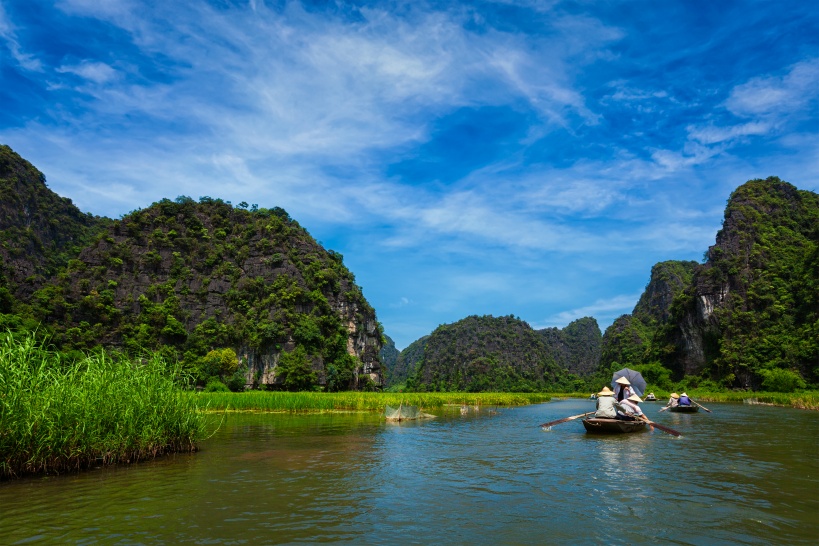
[1, 399, 817, 544]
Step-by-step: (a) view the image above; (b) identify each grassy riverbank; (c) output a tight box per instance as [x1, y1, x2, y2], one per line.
[680, 391, 819, 410]
[192, 391, 552, 412]
[587, 390, 819, 410]
[0, 334, 206, 479]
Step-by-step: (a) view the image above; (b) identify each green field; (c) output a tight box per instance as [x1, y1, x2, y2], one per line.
[191, 391, 552, 412]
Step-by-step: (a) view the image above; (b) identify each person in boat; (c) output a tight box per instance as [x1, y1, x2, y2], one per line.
[665, 393, 680, 408]
[679, 392, 692, 406]
[615, 377, 635, 402]
[616, 394, 649, 422]
[594, 386, 618, 418]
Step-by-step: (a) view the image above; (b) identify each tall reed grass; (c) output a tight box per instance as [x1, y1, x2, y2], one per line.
[0, 333, 206, 479]
[192, 391, 551, 412]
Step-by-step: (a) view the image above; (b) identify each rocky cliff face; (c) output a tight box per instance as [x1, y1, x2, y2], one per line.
[2, 145, 383, 390]
[599, 260, 697, 373]
[601, 177, 818, 390]
[0, 145, 107, 301]
[665, 178, 818, 387]
[39, 197, 383, 388]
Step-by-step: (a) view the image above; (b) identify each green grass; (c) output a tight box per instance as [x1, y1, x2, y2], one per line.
[0, 333, 206, 479]
[191, 391, 552, 412]
[678, 390, 819, 410]
[563, 389, 819, 410]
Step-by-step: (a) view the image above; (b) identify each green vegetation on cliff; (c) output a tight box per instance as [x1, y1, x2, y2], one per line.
[598, 178, 818, 392]
[403, 315, 572, 392]
[0, 145, 109, 307]
[0, 145, 383, 392]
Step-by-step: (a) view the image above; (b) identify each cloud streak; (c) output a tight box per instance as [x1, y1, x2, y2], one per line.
[1, 0, 817, 349]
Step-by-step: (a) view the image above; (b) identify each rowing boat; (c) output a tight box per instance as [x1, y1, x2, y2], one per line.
[668, 405, 699, 413]
[582, 417, 647, 434]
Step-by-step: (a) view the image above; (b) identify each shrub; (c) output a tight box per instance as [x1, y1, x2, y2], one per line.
[204, 378, 230, 392]
[759, 368, 806, 392]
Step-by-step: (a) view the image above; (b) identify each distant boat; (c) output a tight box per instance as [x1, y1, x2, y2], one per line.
[582, 417, 647, 434]
[645, 392, 657, 401]
[668, 405, 699, 413]
[589, 393, 598, 400]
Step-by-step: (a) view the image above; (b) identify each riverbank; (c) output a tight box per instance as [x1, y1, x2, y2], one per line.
[192, 391, 552, 412]
[605, 390, 819, 410]
[0, 334, 206, 480]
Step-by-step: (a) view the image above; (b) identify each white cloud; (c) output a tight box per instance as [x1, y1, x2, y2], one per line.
[535, 292, 643, 329]
[56, 61, 118, 84]
[725, 58, 819, 117]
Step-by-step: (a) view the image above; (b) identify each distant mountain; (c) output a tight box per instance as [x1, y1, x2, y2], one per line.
[387, 334, 429, 388]
[379, 334, 399, 383]
[536, 316, 602, 377]
[0, 145, 109, 306]
[600, 177, 818, 391]
[0, 145, 383, 390]
[402, 315, 569, 392]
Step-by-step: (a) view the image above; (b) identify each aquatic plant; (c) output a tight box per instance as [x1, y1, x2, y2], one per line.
[192, 391, 551, 412]
[0, 333, 206, 479]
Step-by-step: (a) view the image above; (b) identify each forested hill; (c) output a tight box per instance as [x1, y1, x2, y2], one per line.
[536, 316, 602, 377]
[0, 145, 383, 391]
[400, 315, 576, 392]
[599, 177, 818, 392]
[0, 145, 109, 305]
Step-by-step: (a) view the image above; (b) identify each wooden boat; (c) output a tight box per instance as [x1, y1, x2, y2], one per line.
[644, 393, 657, 401]
[582, 417, 647, 434]
[668, 405, 699, 413]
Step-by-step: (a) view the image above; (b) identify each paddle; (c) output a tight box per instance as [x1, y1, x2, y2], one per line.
[643, 419, 682, 437]
[539, 411, 595, 429]
[693, 400, 713, 413]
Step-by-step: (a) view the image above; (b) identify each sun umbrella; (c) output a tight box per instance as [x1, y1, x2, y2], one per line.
[611, 368, 646, 397]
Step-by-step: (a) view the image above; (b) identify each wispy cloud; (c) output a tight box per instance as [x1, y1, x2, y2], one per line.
[1, 1, 816, 349]
[0, 2, 41, 71]
[535, 293, 644, 330]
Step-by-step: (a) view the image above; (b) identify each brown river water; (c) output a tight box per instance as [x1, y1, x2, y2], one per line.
[1, 399, 817, 544]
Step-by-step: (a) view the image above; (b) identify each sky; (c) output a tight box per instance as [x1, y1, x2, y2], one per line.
[1, 0, 818, 350]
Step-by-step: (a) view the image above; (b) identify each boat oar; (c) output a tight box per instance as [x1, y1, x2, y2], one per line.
[658, 406, 669, 412]
[644, 419, 682, 437]
[539, 411, 595, 429]
[693, 400, 713, 413]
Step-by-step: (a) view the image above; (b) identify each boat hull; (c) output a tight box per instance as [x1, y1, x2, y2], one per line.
[582, 418, 647, 434]
[668, 405, 699, 413]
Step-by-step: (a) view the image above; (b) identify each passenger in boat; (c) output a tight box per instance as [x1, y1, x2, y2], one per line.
[614, 377, 635, 402]
[679, 392, 692, 406]
[594, 386, 618, 418]
[665, 393, 680, 408]
[617, 394, 649, 422]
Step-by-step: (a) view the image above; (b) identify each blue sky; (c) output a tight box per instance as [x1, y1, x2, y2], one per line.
[1, 1, 817, 350]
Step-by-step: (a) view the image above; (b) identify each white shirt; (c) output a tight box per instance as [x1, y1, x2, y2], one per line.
[618, 399, 644, 417]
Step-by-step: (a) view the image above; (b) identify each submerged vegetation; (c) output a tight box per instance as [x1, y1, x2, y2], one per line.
[0, 333, 205, 479]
